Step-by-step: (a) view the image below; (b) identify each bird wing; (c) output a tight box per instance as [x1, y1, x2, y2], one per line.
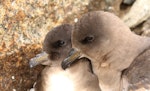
[124, 46, 150, 91]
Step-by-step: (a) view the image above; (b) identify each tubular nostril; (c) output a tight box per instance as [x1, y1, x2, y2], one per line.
[68, 48, 75, 56]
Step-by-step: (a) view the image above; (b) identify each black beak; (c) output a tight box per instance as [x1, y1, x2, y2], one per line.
[29, 52, 48, 68]
[61, 48, 81, 70]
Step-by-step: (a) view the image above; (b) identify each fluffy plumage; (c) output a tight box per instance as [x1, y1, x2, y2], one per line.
[30, 24, 101, 91]
[61, 11, 150, 91]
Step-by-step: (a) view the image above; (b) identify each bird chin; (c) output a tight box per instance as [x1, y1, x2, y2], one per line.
[61, 55, 80, 70]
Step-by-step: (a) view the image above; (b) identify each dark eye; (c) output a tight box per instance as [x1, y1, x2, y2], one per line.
[53, 40, 66, 48]
[81, 35, 94, 44]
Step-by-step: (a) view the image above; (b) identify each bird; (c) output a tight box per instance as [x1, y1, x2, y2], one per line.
[61, 11, 150, 91]
[29, 24, 101, 91]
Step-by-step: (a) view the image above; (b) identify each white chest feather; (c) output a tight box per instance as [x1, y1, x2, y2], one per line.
[45, 70, 75, 91]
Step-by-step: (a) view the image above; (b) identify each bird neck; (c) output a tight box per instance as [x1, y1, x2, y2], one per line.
[94, 30, 150, 71]
[92, 33, 150, 91]
[108, 34, 150, 71]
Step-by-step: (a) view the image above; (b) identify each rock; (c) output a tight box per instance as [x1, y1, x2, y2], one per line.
[107, 0, 122, 15]
[122, 0, 150, 28]
[122, 0, 135, 5]
[0, 0, 89, 57]
[141, 18, 150, 37]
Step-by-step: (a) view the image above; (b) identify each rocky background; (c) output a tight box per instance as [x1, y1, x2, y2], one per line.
[0, 0, 150, 91]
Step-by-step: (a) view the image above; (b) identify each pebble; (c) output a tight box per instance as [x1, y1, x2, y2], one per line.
[123, 0, 135, 5]
[11, 76, 15, 80]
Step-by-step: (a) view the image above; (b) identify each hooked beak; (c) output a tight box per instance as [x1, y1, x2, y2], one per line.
[61, 48, 81, 70]
[29, 52, 48, 68]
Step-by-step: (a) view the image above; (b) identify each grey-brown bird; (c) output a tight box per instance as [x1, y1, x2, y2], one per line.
[61, 11, 150, 91]
[29, 24, 101, 91]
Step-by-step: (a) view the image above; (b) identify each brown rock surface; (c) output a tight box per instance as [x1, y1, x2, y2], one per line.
[0, 44, 44, 91]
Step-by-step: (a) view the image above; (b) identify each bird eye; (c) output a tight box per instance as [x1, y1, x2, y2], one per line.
[53, 40, 66, 48]
[82, 35, 94, 44]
